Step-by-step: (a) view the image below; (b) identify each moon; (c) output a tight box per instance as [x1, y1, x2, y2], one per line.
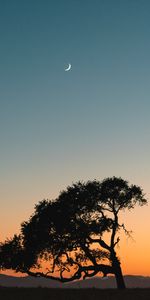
[65, 63, 71, 71]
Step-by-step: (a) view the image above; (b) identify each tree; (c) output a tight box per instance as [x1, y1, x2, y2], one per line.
[0, 177, 147, 289]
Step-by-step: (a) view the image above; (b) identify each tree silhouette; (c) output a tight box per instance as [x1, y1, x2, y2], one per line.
[0, 177, 147, 289]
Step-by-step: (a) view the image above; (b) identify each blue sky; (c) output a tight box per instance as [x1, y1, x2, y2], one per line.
[0, 0, 150, 241]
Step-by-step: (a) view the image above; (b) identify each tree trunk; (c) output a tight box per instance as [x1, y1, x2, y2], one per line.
[111, 250, 126, 289]
[114, 262, 126, 289]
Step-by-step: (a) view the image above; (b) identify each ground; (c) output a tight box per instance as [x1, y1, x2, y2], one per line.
[0, 288, 150, 300]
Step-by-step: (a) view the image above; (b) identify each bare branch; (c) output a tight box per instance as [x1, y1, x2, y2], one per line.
[99, 238, 111, 251]
[81, 243, 97, 265]
[26, 263, 114, 282]
[87, 236, 101, 243]
[83, 269, 99, 279]
[87, 236, 110, 251]
[114, 237, 120, 247]
[120, 223, 133, 239]
[26, 268, 82, 282]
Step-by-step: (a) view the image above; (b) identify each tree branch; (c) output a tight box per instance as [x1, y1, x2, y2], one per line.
[26, 268, 82, 282]
[81, 243, 97, 265]
[87, 236, 110, 251]
[26, 263, 114, 282]
[114, 237, 120, 247]
[110, 212, 118, 248]
[99, 238, 111, 251]
[83, 269, 99, 279]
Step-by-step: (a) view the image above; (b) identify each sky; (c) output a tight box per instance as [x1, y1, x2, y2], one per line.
[0, 0, 150, 276]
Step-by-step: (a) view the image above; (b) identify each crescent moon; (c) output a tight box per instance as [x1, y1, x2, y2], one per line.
[65, 63, 71, 71]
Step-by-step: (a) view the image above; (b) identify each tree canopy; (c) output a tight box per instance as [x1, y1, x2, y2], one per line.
[0, 177, 147, 289]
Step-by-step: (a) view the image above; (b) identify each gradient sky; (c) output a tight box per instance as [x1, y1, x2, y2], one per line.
[0, 0, 150, 276]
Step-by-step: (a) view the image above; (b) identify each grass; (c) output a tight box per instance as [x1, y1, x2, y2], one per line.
[0, 288, 150, 300]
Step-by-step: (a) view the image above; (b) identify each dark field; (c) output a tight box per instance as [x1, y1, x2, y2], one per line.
[1, 288, 150, 300]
